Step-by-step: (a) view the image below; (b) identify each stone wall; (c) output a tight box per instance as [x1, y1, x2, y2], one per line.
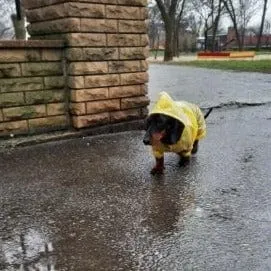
[0, 40, 68, 136]
[25, 0, 149, 130]
[0, 1, 149, 137]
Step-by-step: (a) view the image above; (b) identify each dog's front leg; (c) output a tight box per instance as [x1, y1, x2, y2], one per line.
[178, 152, 191, 167]
[151, 156, 164, 175]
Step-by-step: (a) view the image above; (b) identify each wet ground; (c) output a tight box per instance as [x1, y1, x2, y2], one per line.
[149, 64, 271, 107]
[1, 65, 271, 270]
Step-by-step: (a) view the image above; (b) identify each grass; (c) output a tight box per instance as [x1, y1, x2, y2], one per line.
[168, 60, 271, 73]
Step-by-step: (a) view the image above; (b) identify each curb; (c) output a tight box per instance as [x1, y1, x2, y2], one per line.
[0, 120, 145, 150]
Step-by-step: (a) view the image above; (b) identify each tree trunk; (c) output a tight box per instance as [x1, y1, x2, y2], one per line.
[11, 14, 26, 39]
[204, 19, 208, 51]
[173, 24, 180, 57]
[164, 21, 174, 61]
[222, 0, 242, 50]
[155, 32, 160, 59]
[256, 0, 268, 50]
[233, 22, 242, 50]
[15, 0, 22, 20]
[211, 0, 223, 52]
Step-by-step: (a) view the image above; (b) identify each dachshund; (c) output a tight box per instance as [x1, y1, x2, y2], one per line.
[143, 93, 213, 175]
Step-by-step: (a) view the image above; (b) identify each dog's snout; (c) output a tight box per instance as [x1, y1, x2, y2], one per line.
[143, 133, 151, 145]
[143, 138, 150, 145]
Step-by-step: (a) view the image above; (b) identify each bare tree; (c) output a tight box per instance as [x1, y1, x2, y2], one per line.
[222, 0, 260, 50]
[256, 0, 268, 50]
[155, 0, 187, 61]
[148, 3, 162, 49]
[173, 0, 186, 56]
[210, 0, 225, 51]
[191, 0, 225, 51]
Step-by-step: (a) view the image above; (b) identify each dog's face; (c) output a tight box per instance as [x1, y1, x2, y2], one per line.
[143, 114, 185, 146]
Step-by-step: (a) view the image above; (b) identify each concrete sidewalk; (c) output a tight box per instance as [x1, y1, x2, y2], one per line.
[1, 105, 271, 270]
[1, 65, 271, 270]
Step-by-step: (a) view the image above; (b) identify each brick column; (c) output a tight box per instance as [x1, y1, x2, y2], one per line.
[24, 0, 149, 129]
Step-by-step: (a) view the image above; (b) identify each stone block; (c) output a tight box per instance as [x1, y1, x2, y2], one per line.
[0, 49, 32, 63]
[24, 0, 117, 9]
[0, 110, 3, 122]
[3, 105, 46, 121]
[117, 0, 147, 6]
[68, 62, 108, 75]
[109, 85, 144, 98]
[141, 34, 149, 46]
[28, 18, 80, 35]
[86, 99, 120, 114]
[44, 76, 65, 89]
[41, 49, 63, 61]
[141, 106, 149, 118]
[0, 77, 43, 92]
[66, 33, 107, 47]
[141, 84, 148, 94]
[81, 19, 118, 33]
[47, 103, 66, 116]
[85, 74, 120, 88]
[120, 72, 148, 85]
[71, 88, 108, 102]
[140, 6, 149, 19]
[66, 48, 83, 61]
[108, 61, 141, 73]
[0, 120, 28, 135]
[25, 90, 65, 104]
[119, 47, 148, 60]
[140, 60, 148, 71]
[121, 96, 149, 109]
[66, 2, 105, 18]
[0, 64, 21, 78]
[106, 6, 141, 19]
[110, 109, 141, 123]
[26, 4, 66, 22]
[25, 49, 42, 61]
[72, 113, 110, 129]
[83, 48, 119, 61]
[69, 102, 86, 115]
[119, 20, 147, 33]
[28, 116, 68, 131]
[107, 34, 140, 47]
[68, 76, 85, 89]
[0, 93, 25, 107]
[21, 63, 63, 76]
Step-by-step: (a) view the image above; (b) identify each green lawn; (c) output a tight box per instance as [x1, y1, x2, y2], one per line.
[170, 60, 271, 73]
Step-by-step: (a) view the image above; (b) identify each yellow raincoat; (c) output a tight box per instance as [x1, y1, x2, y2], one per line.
[150, 92, 206, 159]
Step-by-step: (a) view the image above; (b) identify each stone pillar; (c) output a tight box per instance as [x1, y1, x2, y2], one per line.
[24, 0, 149, 129]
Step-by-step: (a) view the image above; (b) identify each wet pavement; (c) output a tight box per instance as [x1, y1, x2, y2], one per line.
[1, 65, 271, 270]
[149, 64, 271, 107]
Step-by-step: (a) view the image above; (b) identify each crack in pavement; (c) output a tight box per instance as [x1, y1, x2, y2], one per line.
[201, 100, 271, 111]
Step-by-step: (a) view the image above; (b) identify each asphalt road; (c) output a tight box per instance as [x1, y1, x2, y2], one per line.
[0, 65, 271, 271]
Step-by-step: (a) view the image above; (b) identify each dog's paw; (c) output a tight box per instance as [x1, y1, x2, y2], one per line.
[192, 140, 199, 154]
[151, 167, 164, 175]
[179, 157, 190, 167]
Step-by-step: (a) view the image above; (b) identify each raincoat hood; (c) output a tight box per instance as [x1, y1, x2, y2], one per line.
[150, 92, 191, 127]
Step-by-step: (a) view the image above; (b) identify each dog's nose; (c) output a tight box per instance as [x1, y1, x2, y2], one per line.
[143, 138, 150, 145]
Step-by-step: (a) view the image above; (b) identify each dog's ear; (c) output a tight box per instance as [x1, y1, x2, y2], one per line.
[144, 118, 149, 130]
[144, 115, 153, 130]
[164, 119, 185, 145]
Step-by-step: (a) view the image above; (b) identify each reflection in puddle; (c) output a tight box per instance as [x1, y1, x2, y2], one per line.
[143, 177, 195, 238]
[1, 228, 55, 270]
